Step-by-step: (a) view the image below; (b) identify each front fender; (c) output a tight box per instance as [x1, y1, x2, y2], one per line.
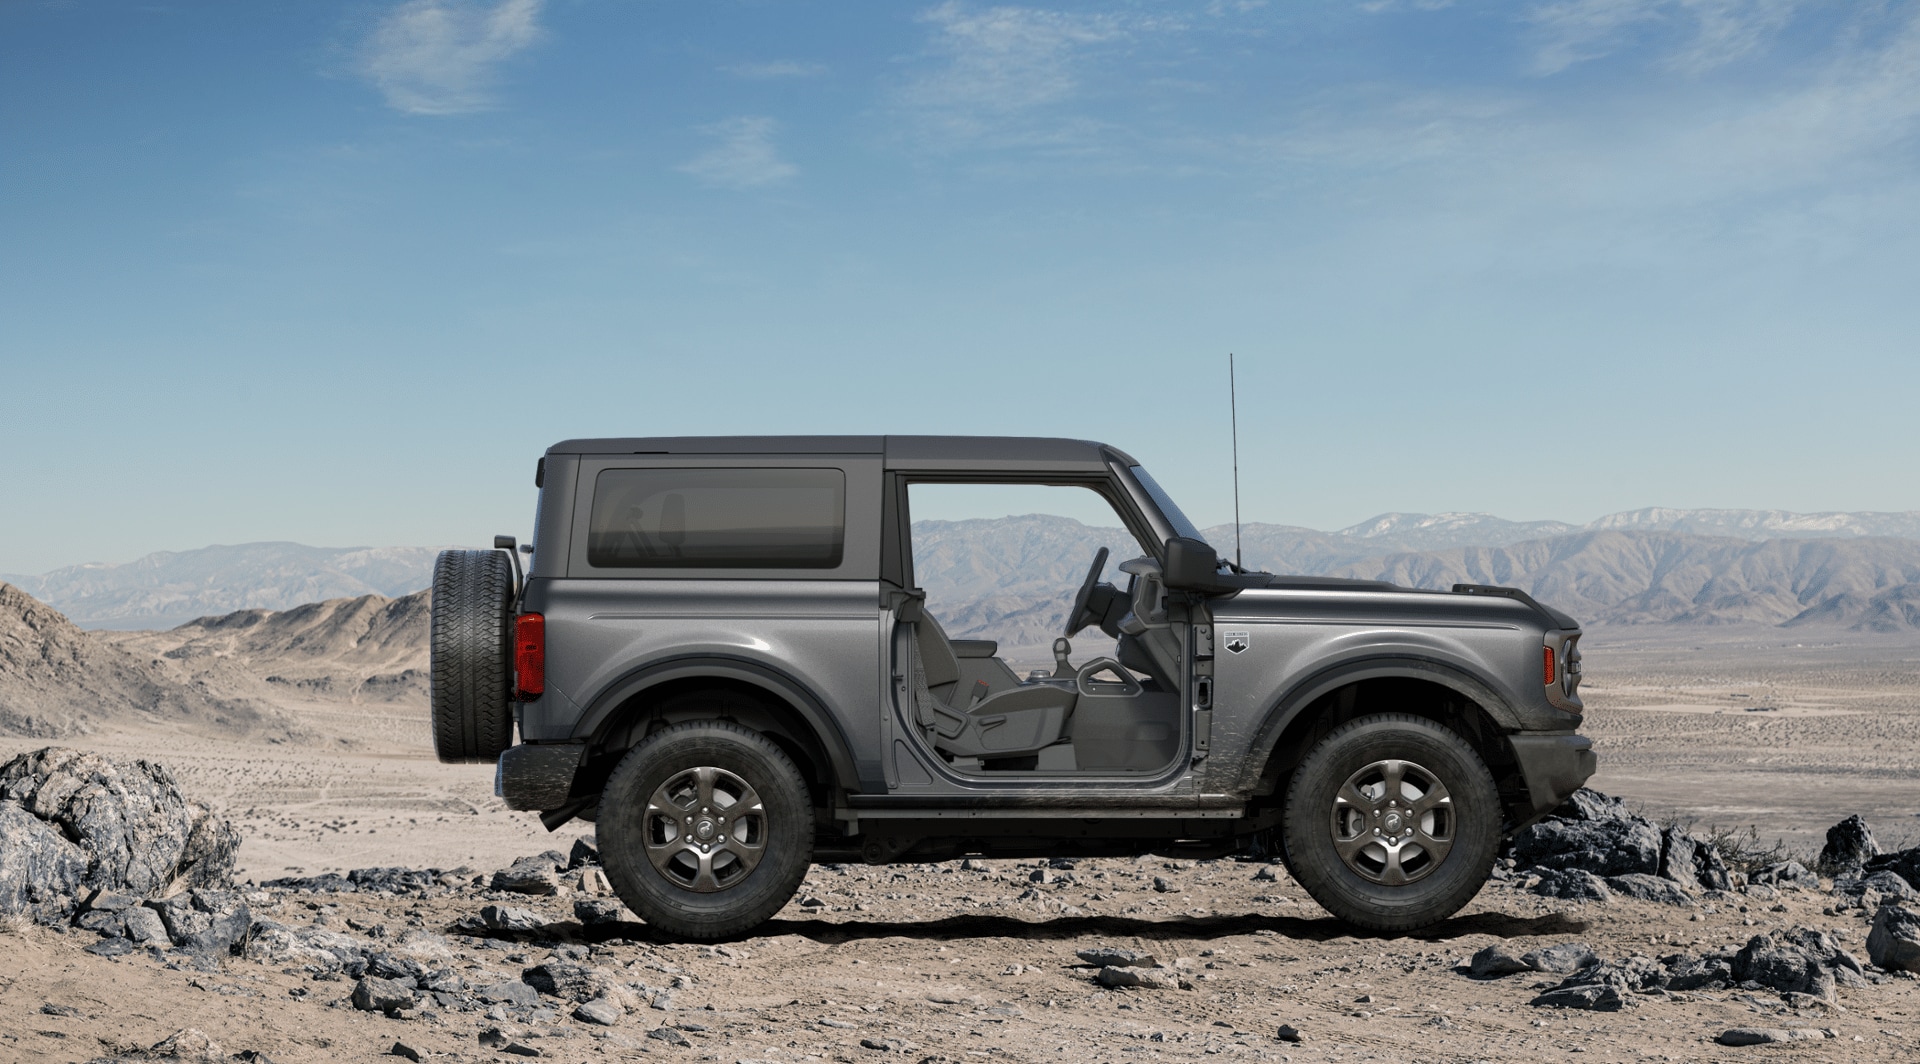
[1226, 654, 1521, 797]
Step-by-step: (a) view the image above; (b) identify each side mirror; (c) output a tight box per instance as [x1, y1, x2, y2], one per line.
[1162, 537, 1220, 590]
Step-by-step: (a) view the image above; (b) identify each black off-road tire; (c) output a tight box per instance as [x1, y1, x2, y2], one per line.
[428, 549, 516, 764]
[1282, 713, 1500, 932]
[599, 721, 813, 941]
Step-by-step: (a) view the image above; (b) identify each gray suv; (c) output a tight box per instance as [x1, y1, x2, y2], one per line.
[430, 436, 1593, 939]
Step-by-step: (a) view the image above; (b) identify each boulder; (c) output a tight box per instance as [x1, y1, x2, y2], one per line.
[1522, 943, 1598, 974]
[1096, 965, 1182, 990]
[573, 898, 626, 927]
[574, 996, 623, 1026]
[1833, 869, 1917, 905]
[1868, 903, 1920, 973]
[0, 748, 236, 899]
[1663, 951, 1735, 991]
[522, 962, 609, 1002]
[1865, 847, 1920, 889]
[1751, 860, 1813, 887]
[0, 802, 88, 921]
[1531, 869, 1611, 902]
[1468, 945, 1532, 978]
[478, 980, 542, 1008]
[1658, 825, 1732, 892]
[1077, 947, 1157, 968]
[567, 839, 599, 869]
[491, 856, 561, 896]
[1732, 933, 1836, 1000]
[1606, 873, 1695, 907]
[351, 976, 417, 1014]
[1529, 965, 1636, 1011]
[1817, 814, 1879, 875]
[1512, 789, 1662, 878]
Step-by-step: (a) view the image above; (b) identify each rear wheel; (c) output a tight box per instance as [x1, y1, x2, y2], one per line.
[428, 549, 516, 763]
[1282, 713, 1499, 932]
[599, 720, 813, 940]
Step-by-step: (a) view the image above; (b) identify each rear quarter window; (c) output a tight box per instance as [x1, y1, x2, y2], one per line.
[586, 467, 846, 569]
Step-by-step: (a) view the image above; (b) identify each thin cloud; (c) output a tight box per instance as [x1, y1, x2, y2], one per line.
[678, 117, 798, 189]
[360, 0, 544, 115]
[722, 60, 829, 80]
[1525, 0, 1802, 76]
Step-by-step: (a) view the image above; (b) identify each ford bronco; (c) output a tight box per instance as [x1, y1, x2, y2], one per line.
[430, 436, 1594, 939]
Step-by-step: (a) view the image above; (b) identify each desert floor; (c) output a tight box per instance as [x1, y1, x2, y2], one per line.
[0, 623, 1914, 1062]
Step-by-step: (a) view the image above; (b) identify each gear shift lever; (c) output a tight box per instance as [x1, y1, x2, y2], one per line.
[1052, 637, 1075, 680]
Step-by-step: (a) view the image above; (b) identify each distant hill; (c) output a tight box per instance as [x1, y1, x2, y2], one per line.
[101, 590, 432, 708]
[1, 542, 446, 630]
[0, 583, 286, 738]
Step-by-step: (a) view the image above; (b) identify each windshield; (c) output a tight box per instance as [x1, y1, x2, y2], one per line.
[1128, 465, 1207, 544]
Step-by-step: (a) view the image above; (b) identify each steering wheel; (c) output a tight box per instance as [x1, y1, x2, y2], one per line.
[1064, 547, 1110, 637]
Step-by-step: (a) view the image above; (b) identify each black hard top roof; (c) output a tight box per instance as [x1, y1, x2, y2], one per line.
[545, 435, 1139, 471]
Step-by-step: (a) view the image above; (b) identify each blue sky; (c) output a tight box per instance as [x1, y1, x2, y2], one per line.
[4, 0, 1918, 574]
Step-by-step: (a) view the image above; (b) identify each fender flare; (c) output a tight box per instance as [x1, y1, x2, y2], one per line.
[1234, 654, 1520, 796]
[576, 654, 865, 792]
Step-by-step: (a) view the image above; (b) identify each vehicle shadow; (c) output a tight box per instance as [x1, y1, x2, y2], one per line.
[570, 908, 1590, 947]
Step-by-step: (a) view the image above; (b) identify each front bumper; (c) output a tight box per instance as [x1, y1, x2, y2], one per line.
[495, 742, 587, 811]
[1506, 732, 1596, 827]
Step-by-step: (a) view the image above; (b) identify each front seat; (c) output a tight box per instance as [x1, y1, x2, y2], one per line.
[908, 612, 1075, 759]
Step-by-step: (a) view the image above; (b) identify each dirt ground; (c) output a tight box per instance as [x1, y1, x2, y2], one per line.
[1, 623, 1916, 1062]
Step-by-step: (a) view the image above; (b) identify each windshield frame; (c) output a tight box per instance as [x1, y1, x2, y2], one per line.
[1118, 463, 1208, 548]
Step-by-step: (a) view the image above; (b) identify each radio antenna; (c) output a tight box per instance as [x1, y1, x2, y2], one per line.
[1230, 352, 1242, 572]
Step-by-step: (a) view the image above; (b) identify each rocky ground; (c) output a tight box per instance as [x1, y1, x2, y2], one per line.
[0, 622, 1915, 1061]
[5, 836, 1920, 1064]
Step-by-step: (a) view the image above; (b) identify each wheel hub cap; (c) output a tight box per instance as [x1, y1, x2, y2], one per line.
[641, 766, 767, 893]
[1330, 758, 1454, 886]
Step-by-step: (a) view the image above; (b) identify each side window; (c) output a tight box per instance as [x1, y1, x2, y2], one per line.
[587, 468, 846, 569]
[906, 482, 1148, 671]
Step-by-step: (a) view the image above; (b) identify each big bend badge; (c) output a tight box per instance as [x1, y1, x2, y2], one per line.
[1222, 630, 1250, 655]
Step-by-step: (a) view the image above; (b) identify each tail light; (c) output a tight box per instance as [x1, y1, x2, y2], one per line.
[1543, 645, 1557, 686]
[514, 613, 545, 700]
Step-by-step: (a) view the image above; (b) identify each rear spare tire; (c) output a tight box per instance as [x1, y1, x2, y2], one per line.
[429, 549, 516, 763]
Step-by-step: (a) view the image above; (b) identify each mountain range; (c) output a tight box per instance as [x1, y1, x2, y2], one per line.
[3, 507, 1918, 634]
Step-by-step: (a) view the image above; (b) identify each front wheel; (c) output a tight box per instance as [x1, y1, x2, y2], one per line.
[599, 721, 813, 940]
[1282, 713, 1500, 932]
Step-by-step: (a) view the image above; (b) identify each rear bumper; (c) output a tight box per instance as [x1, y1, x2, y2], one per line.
[1506, 732, 1596, 828]
[495, 742, 586, 811]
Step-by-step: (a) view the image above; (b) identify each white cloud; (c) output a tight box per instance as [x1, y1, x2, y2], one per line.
[722, 60, 829, 80]
[1524, 0, 1802, 75]
[678, 117, 798, 189]
[360, 0, 544, 115]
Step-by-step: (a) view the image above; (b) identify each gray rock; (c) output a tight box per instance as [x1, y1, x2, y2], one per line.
[1468, 945, 1532, 978]
[1151, 876, 1174, 893]
[567, 839, 599, 869]
[1096, 965, 1181, 990]
[1276, 1024, 1303, 1043]
[84, 936, 135, 957]
[1664, 951, 1735, 991]
[389, 1041, 425, 1062]
[646, 1027, 691, 1046]
[85, 889, 139, 912]
[1658, 825, 1731, 892]
[1077, 947, 1157, 968]
[1529, 965, 1637, 1010]
[1606, 873, 1696, 907]
[1732, 933, 1836, 1000]
[1521, 943, 1598, 974]
[0, 748, 236, 907]
[351, 976, 417, 1014]
[1834, 869, 1918, 904]
[0, 801, 87, 922]
[478, 904, 546, 933]
[149, 1028, 224, 1061]
[1868, 903, 1920, 972]
[1865, 846, 1920, 889]
[573, 996, 622, 1026]
[1513, 789, 1662, 878]
[77, 908, 126, 936]
[1817, 814, 1879, 874]
[492, 855, 563, 895]
[122, 905, 169, 945]
[573, 898, 626, 926]
[1752, 860, 1812, 886]
[477, 980, 541, 1008]
[1716, 1027, 1833, 1046]
[1252, 865, 1279, 882]
[522, 962, 603, 1002]
[1531, 869, 1611, 902]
